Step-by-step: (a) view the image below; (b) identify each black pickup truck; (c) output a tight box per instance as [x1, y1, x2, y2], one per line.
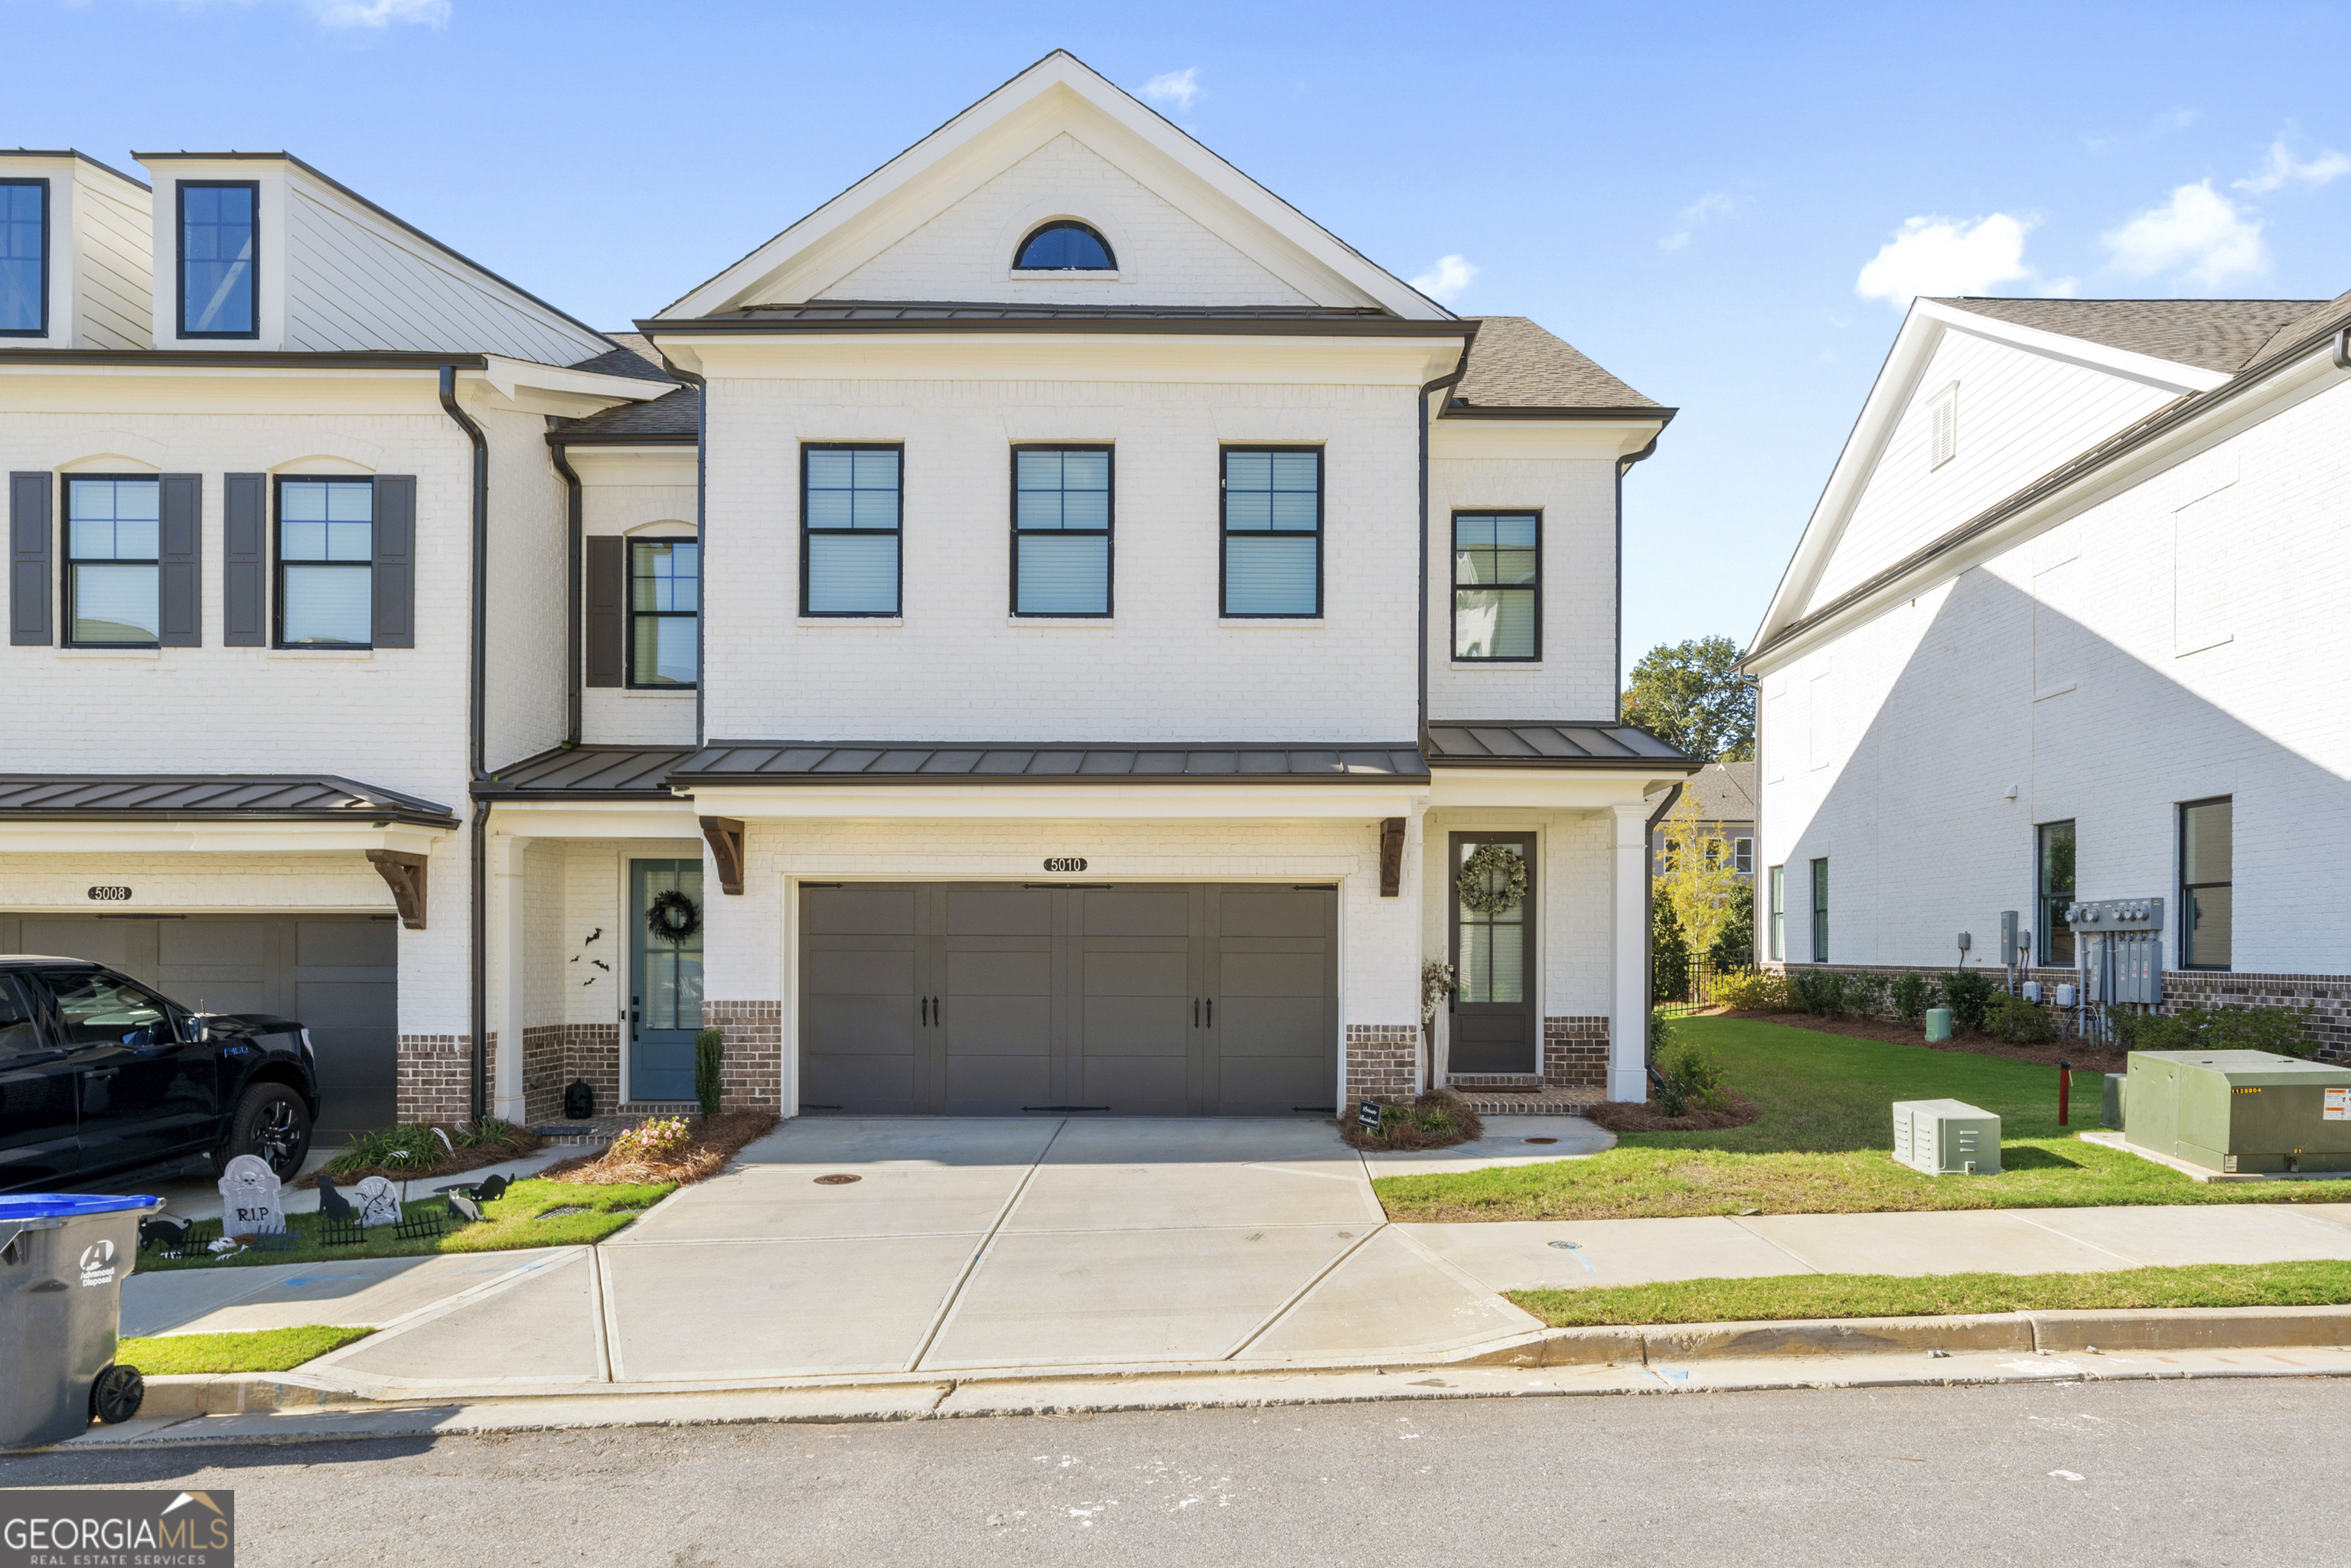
[0, 957, 320, 1193]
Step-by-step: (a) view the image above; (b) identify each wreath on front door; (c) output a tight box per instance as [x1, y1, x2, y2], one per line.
[646, 888, 702, 945]
[1456, 843, 1528, 914]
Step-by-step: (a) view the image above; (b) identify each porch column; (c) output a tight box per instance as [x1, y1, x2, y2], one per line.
[1609, 802, 1649, 1102]
[490, 832, 529, 1124]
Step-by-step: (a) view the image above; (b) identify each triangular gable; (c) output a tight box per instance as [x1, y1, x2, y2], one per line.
[1749, 298, 2228, 656]
[664, 51, 1448, 319]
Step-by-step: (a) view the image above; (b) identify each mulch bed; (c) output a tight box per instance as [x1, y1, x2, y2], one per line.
[1582, 1088, 1762, 1134]
[538, 1110, 781, 1186]
[1714, 1009, 2128, 1075]
[295, 1130, 544, 1189]
[1336, 1091, 1484, 1152]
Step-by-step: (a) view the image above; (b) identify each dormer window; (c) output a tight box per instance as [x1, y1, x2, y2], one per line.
[0, 179, 46, 336]
[179, 181, 258, 338]
[1014, 221, 1116, 272]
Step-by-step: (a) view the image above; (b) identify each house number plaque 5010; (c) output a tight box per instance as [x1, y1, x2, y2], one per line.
[87, 885, 133, 901]
[1042, 858, 1088, 873]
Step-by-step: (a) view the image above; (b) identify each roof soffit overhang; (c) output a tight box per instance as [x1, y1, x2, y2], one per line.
[1746, 330, 2350, 672]
[1430, 412, 1674, 462]
[1747, 298, 2231, 660]
[660, 52, 1451, 323]
[645, 327, 1469, 386]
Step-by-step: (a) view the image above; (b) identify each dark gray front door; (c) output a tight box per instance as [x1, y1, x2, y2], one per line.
[2, 913, 397, 1139]
[798, 883, 1336, 1116]
[630, 859, 705, 1103]
[1449, 833, 1537, 1075]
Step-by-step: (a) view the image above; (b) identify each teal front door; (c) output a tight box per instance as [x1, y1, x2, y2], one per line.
[631, 859, 704, 1103]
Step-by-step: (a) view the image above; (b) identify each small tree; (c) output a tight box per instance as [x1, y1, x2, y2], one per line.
[1655, 787, 1743, 965]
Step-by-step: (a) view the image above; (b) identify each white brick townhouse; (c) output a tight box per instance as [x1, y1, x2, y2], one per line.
[5, 51, 1691, 1135]
[1747, 292, 2351, 1051]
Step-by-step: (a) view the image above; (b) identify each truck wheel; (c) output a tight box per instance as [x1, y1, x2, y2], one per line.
[91, 1364, 145, 1425]
[212, 1083, 313, 1181]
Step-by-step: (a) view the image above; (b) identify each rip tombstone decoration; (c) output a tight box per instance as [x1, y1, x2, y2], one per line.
[351, 1175, 404, 1228]
[216, 1153, 286, 1236]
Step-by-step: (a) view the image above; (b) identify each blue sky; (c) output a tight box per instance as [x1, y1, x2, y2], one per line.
[11, 0, 2351, 675]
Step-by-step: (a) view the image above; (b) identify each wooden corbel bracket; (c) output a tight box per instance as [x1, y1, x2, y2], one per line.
[365, 849, 429, 930]
[1379, 817, 1406, 898]
[700, 816, 746, 895]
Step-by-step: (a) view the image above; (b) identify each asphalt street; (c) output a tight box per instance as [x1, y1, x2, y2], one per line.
[3, 1377, 2333, 1566]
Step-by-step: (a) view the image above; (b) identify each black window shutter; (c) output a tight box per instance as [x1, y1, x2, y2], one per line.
[372, 474, 416, 649]
[10, 472, 51, 646]
[157, 474, 202, 647]
[585, 535, 624, 687]
[222, 473, 266, 646]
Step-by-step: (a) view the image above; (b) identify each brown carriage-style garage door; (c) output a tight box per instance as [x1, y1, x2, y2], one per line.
[798, 883, 1336, 1117]
[0, 912, 397, 1139]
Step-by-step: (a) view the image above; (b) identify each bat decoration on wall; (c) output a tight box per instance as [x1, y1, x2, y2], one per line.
[592, 960, 611, 972]
[584, 927, 603, 945]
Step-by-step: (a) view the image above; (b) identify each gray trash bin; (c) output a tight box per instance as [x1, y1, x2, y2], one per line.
[1, 1192, 163, 1449]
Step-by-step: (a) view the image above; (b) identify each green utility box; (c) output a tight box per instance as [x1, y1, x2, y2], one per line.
[2102, 1073, 2125, 1130]
[2123, 1051, 2351, 1174]
[1893, 1099, 2001, 1175]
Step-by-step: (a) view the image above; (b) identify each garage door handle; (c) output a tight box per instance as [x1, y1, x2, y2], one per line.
[1205, 999, 1211, 1027]
[1193, 999, 1199, 1028]
[920, 998, 930, 1026]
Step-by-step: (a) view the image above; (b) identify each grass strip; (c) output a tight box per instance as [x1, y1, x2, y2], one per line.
[133, 1178, 673, 1271]
[117, 1325, 377, 1375]
[1509, 1260, 2351, 1328]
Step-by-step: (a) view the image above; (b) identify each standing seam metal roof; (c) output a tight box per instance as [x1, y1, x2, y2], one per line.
[0, 774, 458, 825]
[1423, 722, 1694, 768]
[669, 742, 1430, 784]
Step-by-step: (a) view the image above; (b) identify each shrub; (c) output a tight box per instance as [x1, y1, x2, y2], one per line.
[1648, 1008, 1676, 1066]
[1652, 898, 1691, 1004]
[1942, 970, 1998, 1032]
[1791, 969, 1850, 1016]
[608, 1115, 695, 1164]
[694, 1028, 725, 1117]
[1890, 972, 1939, 1025]
[325, 1125, 443, 1176]
[1655, 1045, 1727, 1118]
[1844, 972, 1890, 1020]
[452, 1117, 519, 1149]
[1984, 992, 2055, 1044]
[1713, 967, 1792, 1011]
[2110, 1004, 2315, 1058]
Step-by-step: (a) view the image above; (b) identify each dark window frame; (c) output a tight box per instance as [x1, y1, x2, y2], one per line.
[1766, 865, 1785, 961]
[0, 177, 50, 338]
[2179, 795, 2233, 972]
[1012, 220, 1117, 271]
[799, 442, 905, 618]
[626, 536, 700, 689]
[176, 178, 260, 341]
[1008, 443, 1114, 618]
[1448, 508, 1541, 662]
[60, 471, 161, 649]
[1218, 445, 1325, 620]
[2036, 818, 2077, 967]
[272, 474, 374, 650]
[1809, 857, 1829, 963]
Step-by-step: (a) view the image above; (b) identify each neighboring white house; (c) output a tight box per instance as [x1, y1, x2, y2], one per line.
[1746, 293, 2351, 1051]
[4, 51, 1691, 1137]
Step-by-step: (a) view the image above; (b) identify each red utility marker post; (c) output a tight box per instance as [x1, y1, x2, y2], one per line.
[2058, 1058, 2072, 1126]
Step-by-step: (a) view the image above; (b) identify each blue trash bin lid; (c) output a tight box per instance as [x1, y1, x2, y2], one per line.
[0, 1194, 163, 1220]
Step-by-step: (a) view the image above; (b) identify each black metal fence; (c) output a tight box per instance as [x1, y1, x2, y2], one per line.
[1652, 950, 1754, 1017]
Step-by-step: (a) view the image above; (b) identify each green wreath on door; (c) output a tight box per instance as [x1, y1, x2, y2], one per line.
[1456, 843, 1528, 914]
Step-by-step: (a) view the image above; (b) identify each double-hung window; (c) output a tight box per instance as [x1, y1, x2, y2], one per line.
[2038, 820, 2076, 965]
[2180, 798, 2232, 970]
[0, 178, 46, 336]
[1452, 511, 1538, 659]
[1012, 446, 1111, 616]
[1733, 837, 1754, 876]
[1221, 448, 1321, 617]
[802, 445, 901, 616]
[1809, 857, 1829, 963]
[66, 477, 160, 646]
[277, 478, 373, 647]
[1766, 866, 1785, 960]
[630, 540, 699, 686]
[178, 181, 256, 339]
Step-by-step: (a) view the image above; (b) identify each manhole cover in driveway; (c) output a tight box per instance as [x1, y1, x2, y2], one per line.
[1524, 1137, 1559, 1145]
[814, 1174, 862, 1185]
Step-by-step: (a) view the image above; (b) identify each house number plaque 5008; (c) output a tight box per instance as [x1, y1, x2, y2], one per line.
[1042, 858, 1088, 873]
[87, 885, 133, 901]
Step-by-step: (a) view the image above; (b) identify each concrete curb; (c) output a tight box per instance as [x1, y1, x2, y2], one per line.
[125, 1302, 2351, 1418]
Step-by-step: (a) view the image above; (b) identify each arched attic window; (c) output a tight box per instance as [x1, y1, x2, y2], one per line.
[1014, 221, 1117, 271]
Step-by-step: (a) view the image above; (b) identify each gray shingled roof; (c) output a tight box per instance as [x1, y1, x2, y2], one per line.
[2245, 287, 2351, 366]
[553, 386, 698, 443]
[1423, 722, 1694, 769]
[1678, 761, 1756, 823]
[1932, 297, 2328, 374]
[1450, 316, 1665, 412]
[567, 341, 677, 383]
[0, 774, 458, 826]
[671, 742, 1429, 784]
[478, 746, 692, 797]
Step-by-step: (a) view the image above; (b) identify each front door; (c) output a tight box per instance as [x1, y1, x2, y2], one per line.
[1449, 833, 1537, 1075]
[630, 859, 704, 1103]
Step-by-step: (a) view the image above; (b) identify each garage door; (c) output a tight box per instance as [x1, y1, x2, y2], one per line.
[799, 883, 1336, 1117]
[0, 913, 397, 1139]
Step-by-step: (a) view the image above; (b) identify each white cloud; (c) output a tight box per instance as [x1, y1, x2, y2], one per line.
[159, 0, 448, 24]
[1854, 214, 2035, 307]
[2103, 181, 2268, 287]
[1143, 68, 1201, 110]
[2236, 139, 2351, 194]
[1409, 254, 1478, 305]
[1659, 191, 1744, 253]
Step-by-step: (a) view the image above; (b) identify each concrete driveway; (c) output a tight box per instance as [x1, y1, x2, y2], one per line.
[308, 1117, 1596, 1392]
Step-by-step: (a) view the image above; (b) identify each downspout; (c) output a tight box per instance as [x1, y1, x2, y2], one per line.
[549, 441, 583, 748]
[1417, 331, 1474, 754]
[439, 364, 491, 1123]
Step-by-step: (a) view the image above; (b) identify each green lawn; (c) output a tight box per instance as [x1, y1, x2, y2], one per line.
[1377, 1016, 2351, 1221]
[133, 1178, 673, 1271]
[1511, 1259, 2351, 1327]
[118, 1325, 377, 1374]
